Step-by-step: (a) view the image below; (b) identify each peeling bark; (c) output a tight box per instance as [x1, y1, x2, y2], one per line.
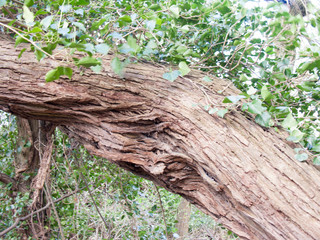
[1, 37, 320, 240]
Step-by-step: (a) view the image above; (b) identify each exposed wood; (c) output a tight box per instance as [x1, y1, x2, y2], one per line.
[1, 37, 320, 240]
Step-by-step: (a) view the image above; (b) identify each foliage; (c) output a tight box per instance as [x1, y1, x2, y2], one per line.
[1, 0, 319, 163]
[0, 0, 320, 238]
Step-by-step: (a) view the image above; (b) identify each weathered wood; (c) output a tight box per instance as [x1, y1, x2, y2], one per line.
[1, 38, 320, 240]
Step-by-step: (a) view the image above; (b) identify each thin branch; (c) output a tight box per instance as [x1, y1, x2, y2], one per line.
[0, 172, 28, 193]
[0, 172, 15, 185]
[0, 186, 86, 237]
[0, 17, 28, 29]
[154, 184, 169, 240]
[0, 22, 55, 59]
[44, 181, 65, 240]
[77, 156, 110, 232]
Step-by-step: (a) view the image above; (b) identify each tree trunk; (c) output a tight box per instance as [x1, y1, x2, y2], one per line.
[176, 198, 191, 239]
[1, 116, 53, 238]
[1, 37, 320, 240]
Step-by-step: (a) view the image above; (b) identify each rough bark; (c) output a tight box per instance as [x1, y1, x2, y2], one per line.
[1, 37, 320, 240]
[10, 117, 53, 238]
[176, 198, 191, 239]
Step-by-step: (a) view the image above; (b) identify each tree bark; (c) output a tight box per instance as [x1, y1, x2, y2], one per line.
[1, 37, 320, 240]
[176, 198, 191, 239]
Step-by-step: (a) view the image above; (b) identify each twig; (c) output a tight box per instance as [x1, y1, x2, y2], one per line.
[118, 169, 139, 238]
[44, 181, 65, 240]
[77, 157, 110, 232]
[0, 187, 86, 237]
[0, 22, 55, 59]
[0, 17, 28, 29]
[154, 184, 169, 239]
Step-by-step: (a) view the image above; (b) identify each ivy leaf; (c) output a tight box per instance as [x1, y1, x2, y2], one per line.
[84, 43, 95, 53]
[59, 5, 72, 13]
[90, 65, 102, 73]
[261, 85, 272, 101]
[95, 44, 110, 55]
[169, 5, 180, 18]
[294, 153, 308, 162]
[313, 156, 320, 165]
[208, 108, 218, 115]
[202, 76, 212, 82]
[255, 111, 271, 127]
[163, 70, 181, 82]
[40, 15, 53, 30]
[23, 6, 34, 24]
[73, 22, 86, 32]
[223, 95, 246, 104]
[145, 20, 156, 31]
[111, 57, 129, 77]
[247, 100, 266, 115]
[247, 86, 257, 95]
[282, 113, 297, 129]
[45, 66, 73, 82]
[178, 62, 190, 76]
[217, 109, 228, 118]
[127, 35, 140, 53]
[77, 56, 100, 68]
[287, 129, 304, 143]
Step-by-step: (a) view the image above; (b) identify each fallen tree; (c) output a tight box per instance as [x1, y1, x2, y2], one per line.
[1, 37, 320, 240]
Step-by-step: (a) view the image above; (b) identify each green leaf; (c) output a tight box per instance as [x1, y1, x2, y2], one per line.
[162, 70, 181, 82]
[313, 156, 320, 165]
[208, 108, 218, 115]
[145, 20, 156, 31]
[35, 49, 45, 61]
[247, 86, 257, 95]
[217, 109, 228, 118]
[261, 85, 272, 101]
[118, 15, 132, 27]
[23, 6, 34, 24]
[247, 100, 266, 115]
[29, 27, 42, 33]
[0, 0, 7, 7]
[223, 95, 246, 104]
[73, 0, 90, 6]
[298, 59, 320, 73]
[178, 62, 190, 76]
[202, 76, 212, 82]
[255, 111, 271, 127]
[217, 6, 231, 15]
[169, 5, 180, 18]
[294, 153, 308, 162]
[84, 43, 95, 53]
[95, 44, 110, 55]
[127, 35, 140, 53]
[40, 15, 53, 30]
[90, 65, 102, 73]
[18, 48, 26, 59]
[45, 66, 73, 82]
[287, 129, 304, 143]
[73, 22, 86, 32]
[111, 57, 129, 77]
[15, 36, 29, 47]
[282, 113, 297, 129]
[77, 56, 100, 68]
[24, 0, 34, 7]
